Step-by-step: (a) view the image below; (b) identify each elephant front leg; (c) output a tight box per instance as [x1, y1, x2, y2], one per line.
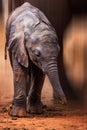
[27, 63, 45, 114]
[9, 54, 28, 117]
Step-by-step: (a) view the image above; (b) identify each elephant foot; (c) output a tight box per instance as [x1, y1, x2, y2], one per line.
[8, 104, 26, 117]
[27, 102, 46, 114]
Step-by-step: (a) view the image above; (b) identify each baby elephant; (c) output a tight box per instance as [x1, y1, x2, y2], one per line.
[5, 2, 67, 117]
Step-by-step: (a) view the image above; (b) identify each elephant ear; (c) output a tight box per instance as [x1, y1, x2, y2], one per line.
[38, 10, 51, 26]
[8, 32, 28, 68]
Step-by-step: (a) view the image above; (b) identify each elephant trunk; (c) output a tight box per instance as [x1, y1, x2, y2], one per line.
[46, 61, 67, 104]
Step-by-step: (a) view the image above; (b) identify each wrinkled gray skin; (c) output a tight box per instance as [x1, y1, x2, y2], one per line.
[5, 2, 67, 117]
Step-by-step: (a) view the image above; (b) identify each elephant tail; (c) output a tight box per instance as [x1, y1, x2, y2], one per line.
[4, 42, 8, 60]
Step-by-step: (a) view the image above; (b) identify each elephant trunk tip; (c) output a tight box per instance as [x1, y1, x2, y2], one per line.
[58, 95, 67, 105]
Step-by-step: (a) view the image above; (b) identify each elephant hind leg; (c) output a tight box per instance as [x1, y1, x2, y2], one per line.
[27, 62, 45, 114]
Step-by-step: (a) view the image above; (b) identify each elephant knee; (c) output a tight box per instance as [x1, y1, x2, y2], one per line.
[14, 70, 24, 82]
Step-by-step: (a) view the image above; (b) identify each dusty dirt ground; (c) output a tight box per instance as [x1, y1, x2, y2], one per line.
[0, 18, 87, 130]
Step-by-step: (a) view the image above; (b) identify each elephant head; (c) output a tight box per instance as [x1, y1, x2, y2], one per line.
[5, 2, 67, 104]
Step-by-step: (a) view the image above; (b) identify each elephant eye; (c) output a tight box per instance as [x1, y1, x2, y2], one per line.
[33, 49, 41, 57]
